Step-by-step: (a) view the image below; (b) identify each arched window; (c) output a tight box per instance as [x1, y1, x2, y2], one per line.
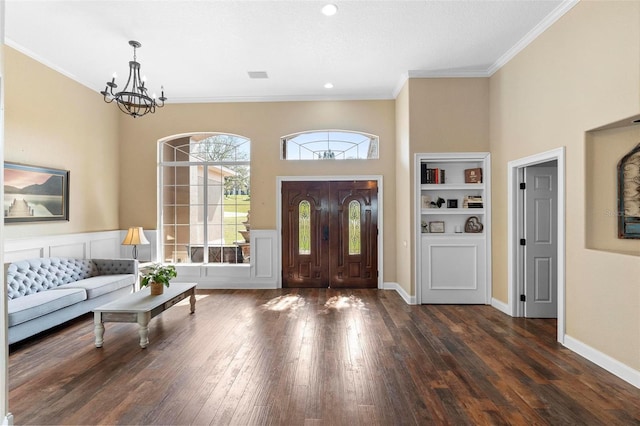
[160, 133, 251, 264]
[282, 130, 379, 160]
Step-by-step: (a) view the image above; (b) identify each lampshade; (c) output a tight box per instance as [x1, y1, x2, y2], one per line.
[122, 227, 150, 246]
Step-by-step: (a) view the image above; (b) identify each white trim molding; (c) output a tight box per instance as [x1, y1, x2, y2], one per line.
[384, 282, 416, 305]
[564, 335, 640, 389]
[4, 231, 125, 263]
[487, 1, 579, 75]
[491, 298, 510, 316]
[171, 230, 279, 289]
[507, 147, 566, 344]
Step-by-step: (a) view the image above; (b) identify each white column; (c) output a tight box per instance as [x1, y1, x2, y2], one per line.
[1, 1, 14, 423]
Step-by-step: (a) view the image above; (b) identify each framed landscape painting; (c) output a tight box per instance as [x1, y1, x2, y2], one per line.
[4, 163, 69, 223]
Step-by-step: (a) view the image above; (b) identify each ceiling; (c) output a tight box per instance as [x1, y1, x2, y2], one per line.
[4, 0, 575, 103]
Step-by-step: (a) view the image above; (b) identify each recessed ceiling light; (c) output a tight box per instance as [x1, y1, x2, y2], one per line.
[324, 82, 334, 89]
[321, 4, 338, 16]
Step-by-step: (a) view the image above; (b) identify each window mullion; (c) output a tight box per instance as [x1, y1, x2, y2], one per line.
[203, 165, 209, 263]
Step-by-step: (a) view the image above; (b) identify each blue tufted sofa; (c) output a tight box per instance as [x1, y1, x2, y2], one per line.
[6, 257, 137, 344]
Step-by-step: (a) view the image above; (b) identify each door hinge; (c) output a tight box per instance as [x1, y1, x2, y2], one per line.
[519, 182, 526, 190]
[520, 238, 526, 246]
[520, 294, 526, 302]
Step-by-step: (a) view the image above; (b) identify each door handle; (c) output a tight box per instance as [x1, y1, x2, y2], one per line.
[323, 225, 329, 241]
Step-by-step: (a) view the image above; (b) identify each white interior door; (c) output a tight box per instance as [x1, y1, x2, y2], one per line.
[523, 164, 558, 318]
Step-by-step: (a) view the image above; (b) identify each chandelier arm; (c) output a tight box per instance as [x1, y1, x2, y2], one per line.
[121, 61, 137, 95]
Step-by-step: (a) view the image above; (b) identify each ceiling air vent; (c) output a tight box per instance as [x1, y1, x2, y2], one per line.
[247, 71, 269, 79]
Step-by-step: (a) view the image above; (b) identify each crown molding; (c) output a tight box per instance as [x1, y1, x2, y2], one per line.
[168, 93, 395, 104]
[7, 0, 578, 104]
[393, 0, 578, 92]
[407, 69, 490, 78]
[5, 37, 97, 93]
[392, 69, 490, 99]
[392, 72, 409, 99]
[487, 0, 579, 75]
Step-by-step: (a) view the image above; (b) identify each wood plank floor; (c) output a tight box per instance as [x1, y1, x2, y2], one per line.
[8, 289, 640, 425]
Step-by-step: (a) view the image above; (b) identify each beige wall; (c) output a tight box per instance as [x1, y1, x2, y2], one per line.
[490, 1, 640, 369]
[405, 78, 490, 294]
[118, 100, 398, 281]
[3, 46, 120, 238]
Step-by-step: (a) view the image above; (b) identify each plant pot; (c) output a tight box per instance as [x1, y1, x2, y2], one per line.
[150, 282, 164, 295]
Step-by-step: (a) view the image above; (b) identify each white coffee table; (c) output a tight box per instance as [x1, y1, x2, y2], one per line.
[93, 282, 196, 348]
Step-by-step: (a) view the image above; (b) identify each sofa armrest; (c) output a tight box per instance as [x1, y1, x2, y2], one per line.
[92, 259, 138, 276]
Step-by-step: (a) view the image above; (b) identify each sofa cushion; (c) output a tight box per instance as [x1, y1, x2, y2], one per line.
[7, 258, 98, 299]
[8, 288, 87, 327]
[93, 259, 138, 276]
[56, 274, 135, 299]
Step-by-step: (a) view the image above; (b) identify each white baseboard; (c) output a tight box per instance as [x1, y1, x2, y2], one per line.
[564, 335, 640, 389]
[2, 413, 14, 426]
[384, 282, 417, 304]
[491, 297, 510, 315]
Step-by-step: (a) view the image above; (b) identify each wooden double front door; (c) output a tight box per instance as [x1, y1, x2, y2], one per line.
[282, 180, 378, 288]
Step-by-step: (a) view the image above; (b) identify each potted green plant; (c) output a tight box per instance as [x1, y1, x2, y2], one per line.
[140, 263, 177, 295]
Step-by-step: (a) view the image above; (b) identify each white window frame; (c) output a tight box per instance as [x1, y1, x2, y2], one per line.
[158, 133, 250, 265]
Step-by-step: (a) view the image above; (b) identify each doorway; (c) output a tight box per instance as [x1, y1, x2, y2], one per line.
[507, 147, 566, 343]
[281, 180, 378, 288]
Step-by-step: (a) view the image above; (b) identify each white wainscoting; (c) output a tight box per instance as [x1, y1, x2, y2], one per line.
[4, 229, 279, 289]
[3, 229, 157, 262]
[172, 230, 279, 289]
[4, 231, 124, 262]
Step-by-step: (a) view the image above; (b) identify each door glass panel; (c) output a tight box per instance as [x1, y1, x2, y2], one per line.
[299, 200, 311, 255]
[349, 200, 361, 255]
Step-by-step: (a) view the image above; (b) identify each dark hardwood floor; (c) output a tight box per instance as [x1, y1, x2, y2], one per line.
[8, 289, 640, 425]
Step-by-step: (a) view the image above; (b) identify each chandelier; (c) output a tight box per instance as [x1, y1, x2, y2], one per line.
[101, 40, 166, 118]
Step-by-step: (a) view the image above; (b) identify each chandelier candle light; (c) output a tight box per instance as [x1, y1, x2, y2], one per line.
[101, 40, 166, 118]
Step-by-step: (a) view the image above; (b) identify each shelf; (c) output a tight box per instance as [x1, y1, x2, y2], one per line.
[421, 183, 484, 190]
[416, 152, 491, 304]
[421, 208, 485, 215]
[420, 232, 485, 238]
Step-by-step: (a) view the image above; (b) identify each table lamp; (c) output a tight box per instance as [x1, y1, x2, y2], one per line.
[121, 226, 149, 260]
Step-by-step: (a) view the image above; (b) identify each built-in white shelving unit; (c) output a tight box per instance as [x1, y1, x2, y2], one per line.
[415, 153, 491, 304]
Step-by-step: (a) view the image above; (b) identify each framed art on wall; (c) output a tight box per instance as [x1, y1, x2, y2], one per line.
[4, 162, 70, 223]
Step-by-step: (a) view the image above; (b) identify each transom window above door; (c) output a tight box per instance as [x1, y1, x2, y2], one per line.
[282, 130, 379, 160]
